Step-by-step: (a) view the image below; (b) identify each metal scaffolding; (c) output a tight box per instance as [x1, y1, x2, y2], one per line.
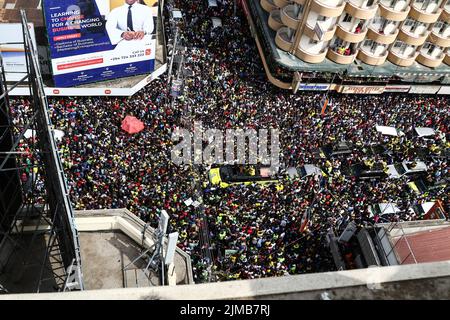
[0, 10, 83, 293]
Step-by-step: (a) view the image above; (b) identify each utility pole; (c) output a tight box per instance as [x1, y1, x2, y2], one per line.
[167, 27, 179, 88]
[290, 0, 313, 54]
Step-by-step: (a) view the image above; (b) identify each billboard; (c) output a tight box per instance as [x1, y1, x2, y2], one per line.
[437, 86, 450, 95]
[298, 83, 330, 91]
[409, 85, 441, 94]
[340, 85, 385, 95]
[43, 0, 159, 87]
[0, 23, 37, 82]
[384, 85, 410, 93]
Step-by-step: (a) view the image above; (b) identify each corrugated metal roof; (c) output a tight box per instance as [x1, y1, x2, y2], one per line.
[394, 227, 450, 264]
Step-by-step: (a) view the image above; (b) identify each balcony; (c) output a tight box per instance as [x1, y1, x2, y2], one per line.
[344, 0, 378, 20]
[416, 51, 445, 68]
[387, 49, 418, 66]
[268, 9, 284, 31]
[428, 29, 450, 48]
[281, 4, 302, 29]
[409, 3, 442, 24]
[367, 27, 399, 44]
[327, 47, 358, 64]
[336, 23, 368, 43]
[357, 46, 389, 65]
[442, 4, 450, 22]
[273, 0, 291, 8]
[311, 0, 345, 18]
[295, 45, 328, 63]
[398, 27, 429, 46]
[275, 27, 294, 52]
[261, 0, 277, 13]
[379, 1, 411, 21]
[444, 51, 450, 65]
[305, 23, 337, 42]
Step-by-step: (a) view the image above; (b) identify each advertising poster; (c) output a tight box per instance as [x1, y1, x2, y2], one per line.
[340, 86, 385, 95]
[0, 23, 37, 82]
[43, 0, 159, 87]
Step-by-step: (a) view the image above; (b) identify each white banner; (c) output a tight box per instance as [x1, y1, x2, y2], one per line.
[437, 86, 450, 95]
[384, 85, 411, 93]
[0, 23, 37, 82]
[409, 85, 441, 94]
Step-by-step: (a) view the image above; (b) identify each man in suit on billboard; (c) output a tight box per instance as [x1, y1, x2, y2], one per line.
[105, 0, 154, 45]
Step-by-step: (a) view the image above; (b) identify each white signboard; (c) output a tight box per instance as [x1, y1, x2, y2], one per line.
[437, 86, 450, 95]
[299, 83, 330, 91]
[384, 85, 411, 93]
[0, 23, 37, 82]
[409, 85, 441, 94]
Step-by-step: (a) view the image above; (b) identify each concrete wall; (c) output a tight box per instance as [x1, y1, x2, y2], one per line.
[74, 209, 195, 285]
[2, 259, 450, 300]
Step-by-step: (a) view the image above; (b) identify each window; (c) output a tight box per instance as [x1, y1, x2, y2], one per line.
[434, 21, 444, 29]
[363, 39, 373, 47]
[437, 21, 449, 35]
[393, 41, 403, 48]
[333, 38, 345, 48]
[393, 40, 408, 54]
[372, 17, 383, 25]
[404, 18, 415, 27]
[342, 13, 352, 23]
[422, 42, 435, 54]
[363, 40, 378, 53]
[389, 0, 400, 8]
[416, 0, 438, 10]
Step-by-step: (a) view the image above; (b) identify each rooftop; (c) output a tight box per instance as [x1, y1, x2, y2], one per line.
[0, 209, 194, 294]
[390, 224, 450, 265]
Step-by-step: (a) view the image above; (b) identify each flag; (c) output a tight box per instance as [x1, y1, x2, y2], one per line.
[299, 209, 310, 233]
[320, 96, 329, 116]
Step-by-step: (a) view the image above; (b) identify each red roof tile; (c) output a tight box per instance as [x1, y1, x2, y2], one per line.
[394, 227, 450, 264]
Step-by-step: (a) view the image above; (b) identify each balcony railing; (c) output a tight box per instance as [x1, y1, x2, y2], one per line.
[327, 46, 358, 64]
[379, 1, 410, 21]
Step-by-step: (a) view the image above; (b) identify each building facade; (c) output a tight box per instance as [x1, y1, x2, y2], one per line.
[264, 0, 450, 68]
[248, 0, 450, 89]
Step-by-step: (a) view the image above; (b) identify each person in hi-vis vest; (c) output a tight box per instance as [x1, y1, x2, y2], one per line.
[105, 0, 154, 45]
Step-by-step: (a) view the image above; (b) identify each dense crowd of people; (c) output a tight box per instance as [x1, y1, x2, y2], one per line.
[9, 0, 449, 283]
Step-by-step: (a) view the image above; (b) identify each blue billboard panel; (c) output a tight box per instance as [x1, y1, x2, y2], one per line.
[43, 0, 158, 87]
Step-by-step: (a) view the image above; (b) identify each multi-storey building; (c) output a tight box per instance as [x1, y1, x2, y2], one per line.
[246, 0, 450, 90]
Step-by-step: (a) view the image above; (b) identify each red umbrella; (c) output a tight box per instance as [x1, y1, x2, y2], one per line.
[121, 116, 145, 134]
